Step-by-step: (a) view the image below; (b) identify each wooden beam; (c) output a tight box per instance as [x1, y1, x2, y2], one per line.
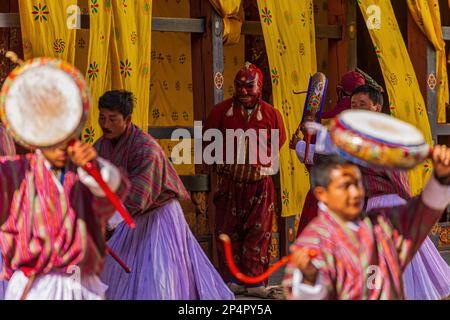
[152, 17, 205, 33]
[241, 20, 342, 39]
[1, 12, 344, 39]
[436, 124, 450, 135]
[148, 126, 194, 139]
[0, 13, 206, 33]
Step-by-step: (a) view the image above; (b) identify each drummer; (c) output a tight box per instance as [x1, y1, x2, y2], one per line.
[283, 145, 450, 299]
[0, 140, 129, 299]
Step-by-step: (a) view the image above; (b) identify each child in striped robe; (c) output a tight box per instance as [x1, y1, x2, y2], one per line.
[284, 145, 450, 299]
[0, 140, 129, 299]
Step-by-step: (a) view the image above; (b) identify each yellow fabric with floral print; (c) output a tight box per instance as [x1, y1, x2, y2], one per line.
[257, 0, 316, 217]
[358, 0, 432, 195]
[407, 0, 448, 124]
[19, 0, 77, 63]
[82, 0, 113, 144]
[109, 0, 152, 132]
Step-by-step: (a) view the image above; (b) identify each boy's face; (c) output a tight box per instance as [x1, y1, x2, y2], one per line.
[351, 93, 382, 113]
[99, 108, 130, 140]
[314, 164, 365, 221]
[42, 146, 68, 169]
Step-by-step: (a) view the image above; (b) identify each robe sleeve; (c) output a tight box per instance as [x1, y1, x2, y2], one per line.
[388, 173, 449, 268]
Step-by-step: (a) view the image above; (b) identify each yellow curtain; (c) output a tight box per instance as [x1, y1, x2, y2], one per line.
[209, 0, 242, 45]
[150, 0, 194, 175]
[19, 0, 77, 63]
[407, 0, 448, 124]
[257, 0, 317, 217]
[358, 0, 432, 195]
[109, 0, 152, 132]
[81, 0, 112, 144]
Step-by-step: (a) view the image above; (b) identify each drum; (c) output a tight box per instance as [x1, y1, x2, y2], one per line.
[330, 109, 430, 169]
[0, 57, 90, 149]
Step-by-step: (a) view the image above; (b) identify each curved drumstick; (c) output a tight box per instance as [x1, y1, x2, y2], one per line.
[83, 161, 136, 229]
[219, 234, 317, 285]
[106, 245, 131, 273]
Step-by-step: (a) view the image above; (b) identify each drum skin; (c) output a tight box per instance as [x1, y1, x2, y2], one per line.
[330, 110, 430, 169]
[0, 57, 90, 149]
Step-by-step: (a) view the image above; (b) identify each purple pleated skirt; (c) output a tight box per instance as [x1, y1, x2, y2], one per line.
[100, 200, 234, 300]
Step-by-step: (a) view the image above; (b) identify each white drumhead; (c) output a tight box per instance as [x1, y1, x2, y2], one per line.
[4, 64, 83, 147]
[339, 110, 425, 146]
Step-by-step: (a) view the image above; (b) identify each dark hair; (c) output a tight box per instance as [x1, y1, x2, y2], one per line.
[351, 84, 384, 106]
[310, 155, 352, 189]
[98, 90, 135, 118]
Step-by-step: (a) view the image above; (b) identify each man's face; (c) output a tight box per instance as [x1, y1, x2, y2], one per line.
[234, 76, 261, 109]
[351, 93, 382, 112]
[99, 108, 130, 140]
[42, 146, 68, 169]
[314, 165, 365, 221]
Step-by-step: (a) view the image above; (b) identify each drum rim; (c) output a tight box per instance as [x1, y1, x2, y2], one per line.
[0, 57, 90, 149]
[335, 112, 427, 149]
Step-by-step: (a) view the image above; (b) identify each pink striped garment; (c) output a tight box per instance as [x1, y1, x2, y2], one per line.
[0, 153, 129, 279]
[283, 197, 443, 299]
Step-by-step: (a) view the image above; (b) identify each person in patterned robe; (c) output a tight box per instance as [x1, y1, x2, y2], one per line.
[290, 70, 366, 237]
[0, 140, 128, 299]
[291, 84, 450, 299]
[283, 147, 450, 299]
[204, 63, 286, 298]
[95, 90, 233, 300]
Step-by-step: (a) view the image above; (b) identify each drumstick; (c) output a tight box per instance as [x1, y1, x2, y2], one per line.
[106, 245, 132, 273]
[83, 161, 136, 229]
[219, 234, 317, 284]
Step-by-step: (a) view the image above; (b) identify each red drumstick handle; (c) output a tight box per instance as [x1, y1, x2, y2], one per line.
[219, 234, 317, 285]
[105, 244, 131, 273]
[83, 161, 136, 229]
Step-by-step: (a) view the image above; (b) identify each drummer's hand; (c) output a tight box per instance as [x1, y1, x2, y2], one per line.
[68, 140, 97, 167]
[431, 144, 450, 180]
[290, 246, 318, 285]
[289, 133, 301, 150]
